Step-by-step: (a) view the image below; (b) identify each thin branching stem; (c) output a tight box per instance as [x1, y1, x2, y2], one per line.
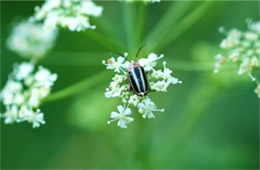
[147, 1, 213, 52]
[84, 31, 125, 51]
[145, 1, 192, 50]
[43, 71, 112, 103]
[121, 2, 136, 55]
[43, 51, 237, 72]
[136, 3, 146, 46]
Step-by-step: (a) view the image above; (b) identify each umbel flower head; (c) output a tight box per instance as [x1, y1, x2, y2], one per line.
[214, 19, 260, 98]
[0, 62, 57, 128]
[6, 20, 58, 60]
[31, 0, 103, 32]
[123, 0, 161, 3]
[103, 53, 181, 128]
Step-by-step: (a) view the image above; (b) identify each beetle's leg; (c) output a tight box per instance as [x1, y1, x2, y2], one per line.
[128, 84, 132, 91]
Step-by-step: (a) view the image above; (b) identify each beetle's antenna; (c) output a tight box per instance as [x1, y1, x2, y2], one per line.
[111, 52, 130, 61]
[111, 52, 125, 58]
[135, 44, 146, 61]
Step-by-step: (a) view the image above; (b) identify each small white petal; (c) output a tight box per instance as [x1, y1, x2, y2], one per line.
[117, 105, 124, 113]
[111, 112, 119, 119]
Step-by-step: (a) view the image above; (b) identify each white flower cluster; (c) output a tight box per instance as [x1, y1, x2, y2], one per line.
[214, 20, 260, 98]
[144, 0, 161, 3]
[214, 20, 260, 77]
[0, 62, 57, 128]
[31, 0, 103, 32]
[103, 53, 181, 128]
[123, 0, 161, 3]
[7, 20, 58, 60]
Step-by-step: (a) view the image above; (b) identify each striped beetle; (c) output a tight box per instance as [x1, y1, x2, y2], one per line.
[113, 44, 150, 97]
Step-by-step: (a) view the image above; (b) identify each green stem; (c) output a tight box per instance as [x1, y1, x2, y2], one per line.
[148, 1, 213, 52]
[121, 2, 136, 55]
[136, 3, 146, 46]
[167, 60, 236, 72]
[42, 51, 108, 66]
[42, 51, 236, 72]
[84, 31, 125, 51]
[43, 71, 111, 103]
[145, 1, 192, 47]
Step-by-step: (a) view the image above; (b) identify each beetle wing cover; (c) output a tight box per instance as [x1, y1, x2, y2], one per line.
[128, 66, 150, 96]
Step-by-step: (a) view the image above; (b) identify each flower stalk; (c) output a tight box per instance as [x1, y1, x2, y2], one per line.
[44, 71, 112, 103]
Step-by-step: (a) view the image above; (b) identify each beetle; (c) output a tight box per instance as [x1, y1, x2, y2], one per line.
[113, 44, 150, 97]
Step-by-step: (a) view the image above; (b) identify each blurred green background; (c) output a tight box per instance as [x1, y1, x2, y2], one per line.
[0, 0, 259, 169]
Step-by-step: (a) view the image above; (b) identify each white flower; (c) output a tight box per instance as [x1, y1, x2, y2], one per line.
[167, 76, 181, 85]
[228, 51, 240, 62]
[137, 97, 164, 119]
[152, 62, 181, 82]
[215, 19, 260, 97]
[123, 0, 161, 3]
[255, 84, 260, 98]
[251, 56, 259, 67]
[112, 74, 125, 83]
[138, 53, 164, 71]
[80, 0, 103, 17]
[13, 62, 34, 80]
[105, 76, 128, 98]
[27, 109, 45, 128]
[145, 0, 161, 2]
[0, 62, 57, 128]
[215, 20, 260, 78]
[150, 80, 168, 92]
[103, 57, 128, 73]
[18, 106, 32, 120]
[151, 62, 181, 92]
[220, 29, 241, 49]
[1, 80, 22, 105]
[244, 32, 258, 41]
[34, 66, 57, 87]
[214, 54, 226, 73]
[238, 58, 252, 75]
[4, 105, 19, 124]
[32, 0, 103, 32]
[28, 95, 41, 108]
[7, 20, 58, 60]
[107, 105, 134, 128]
[105, 85, 126, 98]
[13, 93, 25, 105]
[1, 91, 13, 105]
[128, 95, 140, 106]
[249, 22, 260, 33]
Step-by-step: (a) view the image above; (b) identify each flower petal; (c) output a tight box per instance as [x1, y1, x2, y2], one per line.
[117, 105, 124, 113]
[111, 111, 119, 119]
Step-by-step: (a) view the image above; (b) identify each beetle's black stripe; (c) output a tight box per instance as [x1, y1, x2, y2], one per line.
[133, 67, 144, 92]
[137, 67, 146, 93]
[140, 67, 149, 92]
[128, 70, 140, 94]
[131, 67, 142, 93]
[128, 65, 150, 96]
